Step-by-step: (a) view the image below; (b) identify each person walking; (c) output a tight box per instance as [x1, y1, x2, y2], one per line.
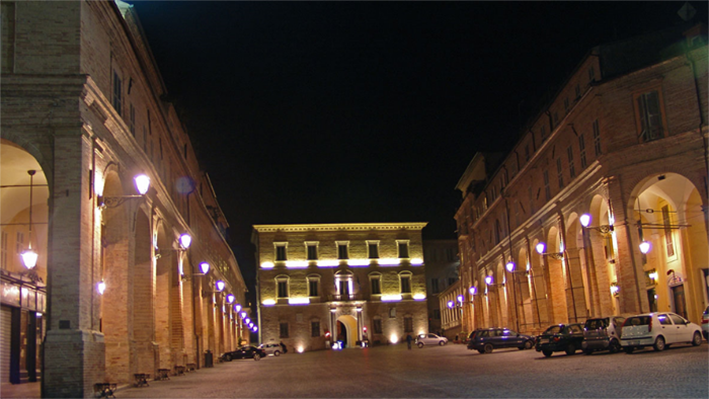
[406, 333, 413, 349]
[279, 341, 288, 354]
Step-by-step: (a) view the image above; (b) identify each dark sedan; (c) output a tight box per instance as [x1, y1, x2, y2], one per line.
[535, 323, 585, 357]
[467, 327, 536, 353]
[220, 345, 266, 361]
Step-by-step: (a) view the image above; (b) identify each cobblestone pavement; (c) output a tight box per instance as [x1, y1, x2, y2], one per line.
[112, 342, 708, 398]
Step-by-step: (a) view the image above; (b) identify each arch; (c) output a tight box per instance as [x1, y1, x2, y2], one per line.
[545, 226, 568, 323]
[629, 173, 708, 324]
[336, 315, 358, 348]
[564, 212, 588, 322]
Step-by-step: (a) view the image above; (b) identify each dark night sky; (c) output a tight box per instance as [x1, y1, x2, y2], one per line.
[128, 1, 707, 291]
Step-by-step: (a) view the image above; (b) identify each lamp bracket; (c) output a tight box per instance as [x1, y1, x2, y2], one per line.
[100, 195, 144, 209]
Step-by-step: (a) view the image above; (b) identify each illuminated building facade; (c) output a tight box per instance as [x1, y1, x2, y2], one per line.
[455, 23, 708, 337]
[0, 1, 248, 396]
[253, 223, 429, 352]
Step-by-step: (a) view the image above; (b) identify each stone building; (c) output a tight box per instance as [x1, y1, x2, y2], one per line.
[253, 223, 428, 352]
[0, 1, 248, 397]
[422, 240, 459, 336]
[454, 23, 708, 336]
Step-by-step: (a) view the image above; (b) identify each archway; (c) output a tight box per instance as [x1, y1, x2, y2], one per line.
[565, 212, 588, 322]
[0, 140, 49, 384]
[546, 226, 568, 324]
[336, 315, 357, 348]
[631, 173, 708, 323]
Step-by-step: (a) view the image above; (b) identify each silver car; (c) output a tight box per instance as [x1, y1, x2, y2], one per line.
[415, 333, 448, 348]
[582, 315, 625, 354]
[621, 312, 702, 353]
[258, 343, 285, 356]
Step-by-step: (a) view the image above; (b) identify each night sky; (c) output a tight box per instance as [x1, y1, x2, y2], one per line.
[128, 1, 707, 292]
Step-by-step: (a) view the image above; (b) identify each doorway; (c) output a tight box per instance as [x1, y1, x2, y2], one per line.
[672, 285, 687, 319]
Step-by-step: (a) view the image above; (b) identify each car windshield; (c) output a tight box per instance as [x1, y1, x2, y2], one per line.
[543, 326, 562, 335]
[625, 316, 651, 326]
[585, 319, 608, 329]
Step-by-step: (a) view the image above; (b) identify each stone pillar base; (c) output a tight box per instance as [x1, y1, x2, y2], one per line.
[43, 329, 105, 399]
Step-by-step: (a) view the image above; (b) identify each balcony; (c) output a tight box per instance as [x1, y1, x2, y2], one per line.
[328, 294, 363, 302]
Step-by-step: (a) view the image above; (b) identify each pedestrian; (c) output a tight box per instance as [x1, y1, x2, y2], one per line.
[280, 341, 288, 354]
[406, 333, 413, 349]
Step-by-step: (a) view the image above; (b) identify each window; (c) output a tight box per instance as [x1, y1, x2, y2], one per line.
[397, 241, 409, 258]
[592, 119, 602, 156]
[552, 112, 559, 128]
[370, 274, 382, 295]
[279, 322, 289, 338]
[1, 231, 7, 269]
[588, 66, 595, 82]
[556, 158, 564, 189]
[578, 133, 587, 169]
[567, 146, 576, 179]
[367, 241, 379, 259]
[575, 84, 581, 99]
[431, 279, 439, 294]
[309, 280, 319, 297]
[277, 281, 288, 298]
[448, 277, 456, 286]
[373, 318, 382, 334]
[540, 125, 547, 143]
[543, 170, 551, 201]
[662, 205, 675, 257]
[389, 308, 396, 318]
[306, 243, 318, 260]
[275, 243, 287, 261]
[635, 90, 665, 142]
[564, 98, 569, 112]
[311, 321, 320, 337]
[129, 103, 136, 137]
[404, 316, 413, 333]
[112, 71, 122, 116]
[337, 242, 349, 259]
[339, 280, 350, 297]
[400, 273, 412, 294]
[524, 145, 530, 162]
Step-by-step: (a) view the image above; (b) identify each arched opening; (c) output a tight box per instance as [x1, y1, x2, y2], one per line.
[546, 226, 568, 324]
[631, 173, 708, 323]
[133, 209, 154, 374]
[0, 139, 49, 384]
[336, 315, 357, 348]
[565, 212, 588, 322]
[530, 238, 550, 328]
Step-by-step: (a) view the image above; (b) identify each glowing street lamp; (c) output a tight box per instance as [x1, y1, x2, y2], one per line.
[226, 294, 235, 304]
[179, 234, 192, 250]
[639, 241, 652, 254]
[215, 280, 225, 292]
[505, 261, 516, 272]
[134, 174, 151, 195]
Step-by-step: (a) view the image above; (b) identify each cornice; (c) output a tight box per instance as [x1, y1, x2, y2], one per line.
[253, 222, 428, 233]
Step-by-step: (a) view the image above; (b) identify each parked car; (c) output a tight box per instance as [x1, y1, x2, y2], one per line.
[620, 312, 702, 353]
[259, 343, 285, 356]
[220, 345, 266, 361]
[701, 306, 709, 340]
[582, 316, 625, 355]
[467, 327, 536, 354]
[415, 333, 448, 347]
[535, 323, 585, 357]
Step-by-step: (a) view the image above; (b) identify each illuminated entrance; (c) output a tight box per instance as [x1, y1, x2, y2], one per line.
[336, 315, 358, 348]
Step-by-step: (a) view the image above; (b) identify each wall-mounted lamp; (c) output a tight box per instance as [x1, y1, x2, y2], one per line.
[647, 269, 658, 284]
[485, 275, 505, 287]
[252, 326, 258, 332]
[639, 241, 652, 254]
[240, 311, 247, 318]
[469, 286, 477, 296]
[505, 261, 515, 272]
[226, 294, 235, 304]
[330, 307, 337, 313]
[610, 282, 620, 297]
[580, 213, 614, 235]
[97, 280, 106, 295]
[179, 234, 192, 250]
[535, 242, 564, 260]
[234, 304, 242, 312]
[244, 318, 251, 324]
[215, 280, 225, 292]
[99, 174, 151, 208]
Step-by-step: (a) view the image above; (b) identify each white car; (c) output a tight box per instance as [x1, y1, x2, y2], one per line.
[701, 306, 709, 340]
[620, 312, 702, 353]
[415, 333, 448, 348]
[258, 343, 285, 356]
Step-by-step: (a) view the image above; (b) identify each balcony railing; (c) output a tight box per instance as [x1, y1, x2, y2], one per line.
[328, 294, 362, 302]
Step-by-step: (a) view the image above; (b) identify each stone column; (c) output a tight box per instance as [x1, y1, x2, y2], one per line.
[44, 133, 105, 398]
